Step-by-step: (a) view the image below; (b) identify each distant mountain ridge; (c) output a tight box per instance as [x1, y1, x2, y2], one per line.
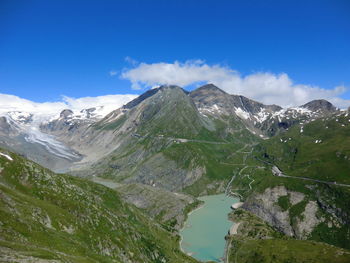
[0, 84, 341, 175]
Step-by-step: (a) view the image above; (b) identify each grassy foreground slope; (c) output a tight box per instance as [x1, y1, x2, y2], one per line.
[0, 148, 198, 263]
[229, 238, 350, 263]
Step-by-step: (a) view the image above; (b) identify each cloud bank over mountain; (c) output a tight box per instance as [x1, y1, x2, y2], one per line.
[121, 60, 349, 108]
[0, 93, 137, 120]
[2, 59, 348, 117]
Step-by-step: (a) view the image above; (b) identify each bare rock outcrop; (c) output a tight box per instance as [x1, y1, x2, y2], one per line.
[242, 186, 325, 239]
[242, 186, 295, 236]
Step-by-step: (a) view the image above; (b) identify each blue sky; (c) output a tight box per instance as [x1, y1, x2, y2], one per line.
[1, 0, 350, 106]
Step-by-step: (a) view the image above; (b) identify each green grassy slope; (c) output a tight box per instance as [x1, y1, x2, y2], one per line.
[229, 239, 350, 263]
[0, 148, 198, 263]
[257, 113, 350, 184]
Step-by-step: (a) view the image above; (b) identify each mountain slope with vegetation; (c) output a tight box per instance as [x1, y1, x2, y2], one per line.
[71, 85, 260, 193]
[226, 110, 350, 253]
[257, 110, 350, 184]
[0, 148, 198, 263]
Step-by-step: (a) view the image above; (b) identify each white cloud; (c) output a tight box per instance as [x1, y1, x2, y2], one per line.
[125, 56, 139, 66]
[121, 60, 350, 108]
[62, 94, 137, 116]
[0, 93, 137, 121]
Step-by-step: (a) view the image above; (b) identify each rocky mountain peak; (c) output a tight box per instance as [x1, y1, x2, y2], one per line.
[60, 109, 74, 119]
[123, 85, 186, 110]
[301, 99, 337, 112]
[159, 84, 183, 90]
[191, 84, 227, 96]
[189, 84, 229, 108]
[158, 85, 188, 96]
[123, 88, 161, 110]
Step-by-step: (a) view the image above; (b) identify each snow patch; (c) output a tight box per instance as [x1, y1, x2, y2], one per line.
[0, 152, 13, 161]
[234, 107, 250, 120]
[293, 107, 312, 114]
[254, 108, 270, 123]
[6, 111, 33, 124]
[198, 104, 223, 115]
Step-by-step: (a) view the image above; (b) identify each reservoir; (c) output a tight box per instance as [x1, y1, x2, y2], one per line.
[180, 193, 239, 262]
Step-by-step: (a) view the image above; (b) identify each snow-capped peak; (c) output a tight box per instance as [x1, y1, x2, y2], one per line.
[6, 111, 33, 124]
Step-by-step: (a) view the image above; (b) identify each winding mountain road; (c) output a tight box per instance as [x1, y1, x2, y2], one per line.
[272, 166, 350, 188]
[132, 133, 231, 144]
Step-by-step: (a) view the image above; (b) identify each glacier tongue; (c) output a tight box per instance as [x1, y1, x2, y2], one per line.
[2, 111, 80, 160]
[24, 126, 79, 160]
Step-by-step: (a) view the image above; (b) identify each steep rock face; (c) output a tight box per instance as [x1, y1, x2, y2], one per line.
[242, 186, 327, 239]
[122, 153, 205, 191]
[294, 201, 324, 238]
[242, 183, 350, 246]
[227, 208, 350, 263]
[242, 186, 296, 236]
[117, 183, 198, 230]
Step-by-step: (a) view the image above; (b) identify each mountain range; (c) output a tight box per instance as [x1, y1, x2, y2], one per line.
[1, 84, 350, 262]
[0, 84, 340, 175]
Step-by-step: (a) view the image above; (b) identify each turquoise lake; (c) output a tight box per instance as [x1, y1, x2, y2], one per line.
[180, 194, 239, 262]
